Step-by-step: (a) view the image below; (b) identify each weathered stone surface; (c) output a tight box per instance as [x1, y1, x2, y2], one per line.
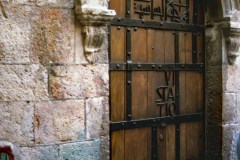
[31, 8, 75, 65]
[34, 100, 85, 144]
[20, 145, 59, 160]
[222, 124, 240, 160]
[50, 64, 109, 99]
[0, 64, 48, 101]
[206, 66, 223, 125]
[1, 0, 36, 5]
[37, 0, 74, 8]
[205, 26, 223, 66]
[225, 65, 240, 92]
[205, 0, 224, 23]
[206, 125, 222, 160]
[86, 97, 109, 139]
[0, 5, 32, 63]
[0, 102, 34, 146]
[100, 136, 109, 160]
[223, 93, 240, 124]
[75, 21, 88, 64]
[59, 140, 100, 160]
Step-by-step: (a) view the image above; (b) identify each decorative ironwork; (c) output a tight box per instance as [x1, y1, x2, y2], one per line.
[134, 0, 189, 23]
[156, 71, 176, 116]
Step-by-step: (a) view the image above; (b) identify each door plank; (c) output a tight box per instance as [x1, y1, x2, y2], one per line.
[132, 28, 148, 62]
[132, 72, 148, 120]
[164, 31, 175, 63]
[110, 72, 125, 121]
[109, 0, 126, 18]
[111, 131, 125, 160]
[186, 73, 199, 159]
[110, 26, 126, 62]
[166, 125, 176, 160]
[179, 31, 187, 160]
[125, 128, 149, 160]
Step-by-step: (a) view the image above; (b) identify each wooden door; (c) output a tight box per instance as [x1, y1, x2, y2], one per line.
[109, 0, 205, 159]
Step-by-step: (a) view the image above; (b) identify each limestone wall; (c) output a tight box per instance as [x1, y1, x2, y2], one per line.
[0, 0, 110, 159]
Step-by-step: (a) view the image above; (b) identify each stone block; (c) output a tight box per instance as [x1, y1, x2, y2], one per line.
[49, 64, 109, 99]
[222, 124, 240, 160]
[34, 100, 85, 144]
[0, 101, 34, 146]
[0, 5, 32, 63]
[86, 97, 109, 139]
[20, 145, 59, 160]
[31, 8, 75, 65]
[59, 140, 100, 160]
[0, 64, 48, 101]
[223, 93, 240, 124]
[225, 65, 240, 92]
[36, 0, 74, 8]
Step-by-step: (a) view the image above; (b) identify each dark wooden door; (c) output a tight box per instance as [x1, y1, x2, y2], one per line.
[109, 0, 205, 159]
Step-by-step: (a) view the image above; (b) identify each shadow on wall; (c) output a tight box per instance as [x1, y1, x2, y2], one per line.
[238, 133, 240, 160]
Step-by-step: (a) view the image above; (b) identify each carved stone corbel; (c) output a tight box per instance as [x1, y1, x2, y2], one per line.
[223, 24, 240, 65]
[75, 0, 116, 63]
[226, 34, 240, 64]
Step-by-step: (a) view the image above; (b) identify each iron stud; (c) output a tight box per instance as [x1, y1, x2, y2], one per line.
[117, 26, 121, 30]
[127, 81, 131, 84]
[128, 52, 131, 56]
[159, 65, 162, 69]
[181, 64, 185, 68]
[134, 27, 138, 31]
[137, 64, 141, 68]
[159, 133, 164, 140]
[152, 65, 155, 69]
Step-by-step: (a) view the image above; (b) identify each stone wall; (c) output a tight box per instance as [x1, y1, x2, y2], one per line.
[206, 0, 240, 159]
[0, 0, 110, 159]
